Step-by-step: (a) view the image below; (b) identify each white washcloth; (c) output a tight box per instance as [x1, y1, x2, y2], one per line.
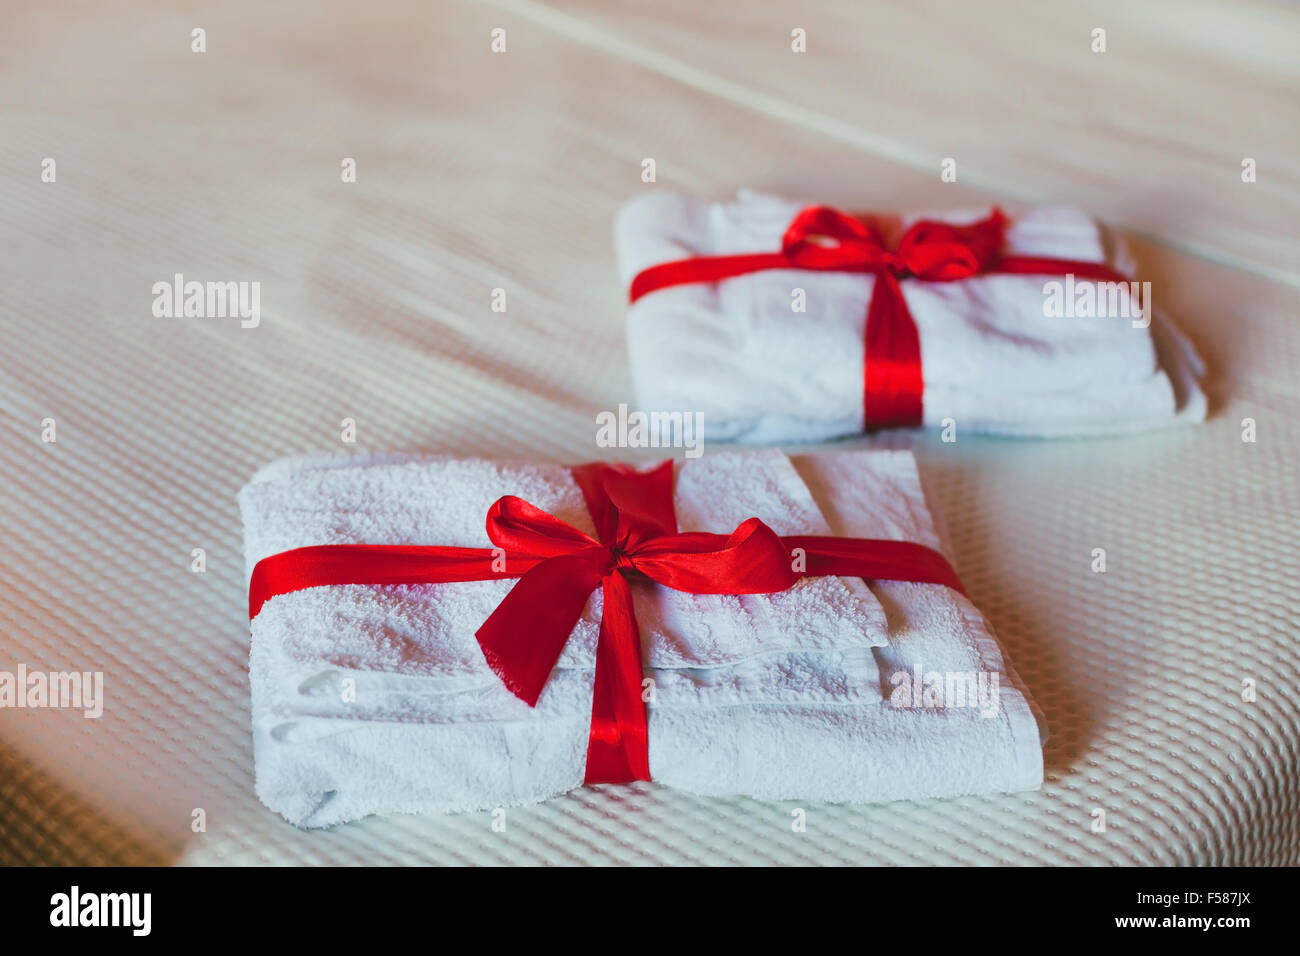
[241, 449, 1044, 826]
[615, 190, 1207, 441]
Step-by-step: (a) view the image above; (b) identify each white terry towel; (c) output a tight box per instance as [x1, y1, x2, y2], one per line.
[615, 189, 1208, 442]
[241, 449, 1044, 827]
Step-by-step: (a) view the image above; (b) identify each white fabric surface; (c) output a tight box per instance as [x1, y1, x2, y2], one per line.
[2, 0, 1296, 865]
[242, 449, 1043, 826]
[616, 190, 1208, 441]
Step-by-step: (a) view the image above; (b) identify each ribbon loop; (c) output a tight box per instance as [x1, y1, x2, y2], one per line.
[625, 518, 799, 594]
[781, 205, 891, 272]
[485, 494, 599, 557]
[572, 460, 677, 548]
[893, 211, 1006, 280]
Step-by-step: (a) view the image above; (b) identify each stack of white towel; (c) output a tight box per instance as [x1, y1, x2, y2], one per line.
[615, 190, 1207, 441]
[241, 448, 1045, 827]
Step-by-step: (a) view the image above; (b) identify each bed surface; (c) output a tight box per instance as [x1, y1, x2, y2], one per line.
[1, 0, 1296, 865]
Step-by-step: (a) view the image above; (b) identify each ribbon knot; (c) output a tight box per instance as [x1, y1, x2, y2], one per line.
[608, 545, 637, 574]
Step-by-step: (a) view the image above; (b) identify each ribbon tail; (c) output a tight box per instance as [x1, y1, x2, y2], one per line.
[628, 252, 792, 303]
[783, 535, 966, 597]
[862, 271, 924, 430]
[248, 543, 512, 620]
[584, 571, 651, 785]
[475, 550, 605, 706]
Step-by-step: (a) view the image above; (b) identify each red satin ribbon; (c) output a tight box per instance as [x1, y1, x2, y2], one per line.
[628, 205, 1132, 430]
[247, 460, 967, 785]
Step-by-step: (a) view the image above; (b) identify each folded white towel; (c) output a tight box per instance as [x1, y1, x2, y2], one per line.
[241, 448, 1044, 827]
[615, 189, 1207, 441]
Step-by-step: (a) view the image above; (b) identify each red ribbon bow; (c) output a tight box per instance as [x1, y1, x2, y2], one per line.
[628, 204, 1129, 430]
[777, 205, 1006, 280]
[248, 460, 966, 785]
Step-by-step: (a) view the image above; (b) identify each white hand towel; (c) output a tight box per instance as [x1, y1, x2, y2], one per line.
[242, 449, 1043, 827]
[615, 189, 1207, 442]
[243, 449, 889, 825]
